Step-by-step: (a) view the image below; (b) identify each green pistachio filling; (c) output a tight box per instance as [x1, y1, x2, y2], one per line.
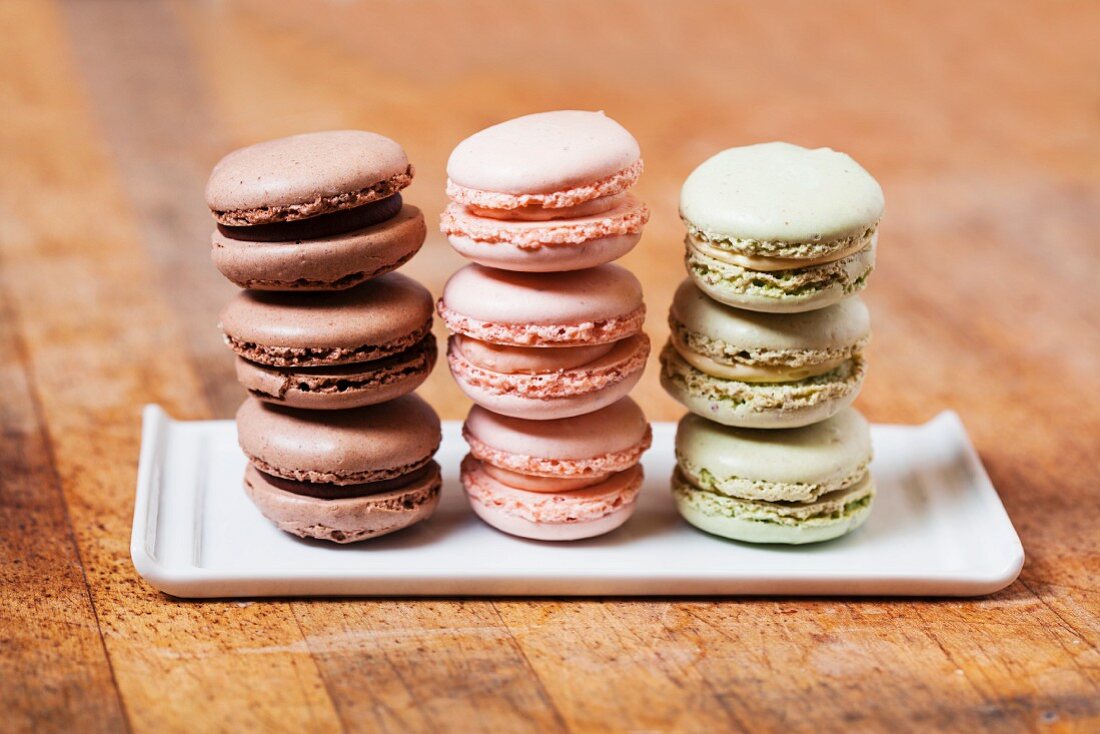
[688, 257, 873, 299]
[683, 222, 877, 260]
[659, 344, 865, 411]
[680, 461, 872, 503]
[669, 321, 868, 369]
[673, 472, 874, 528]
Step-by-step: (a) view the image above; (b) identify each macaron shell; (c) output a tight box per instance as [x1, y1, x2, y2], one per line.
[234, 334, 436, 410]
[211, 204, 427, 290]
[686, 240, 874, 313]
[673, 469, 875, 545]
[659, 341, 865, 429]
[469, 500, 636, 541]
[675, 408, 872, 494]
[206, 130, 412, 225]
[450, 334, 649, 420]
[463, 397, 650, 465]
[670, 279, 871, 353]
[235, 394, 441, 485]
[447, 110, 641, 197]
[244, 462, 441, 543]
[439, 264, 645, 346]
[220, 272, 433, 366]
[679, 142, 884, 251]
[461, 455, 642, 540]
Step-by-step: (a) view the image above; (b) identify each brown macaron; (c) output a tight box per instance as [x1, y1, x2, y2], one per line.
[237, 394, 443, 543]
[220, 271, 436, 409]
[205, 130, 413, 226]
[205, 130, 423, 290]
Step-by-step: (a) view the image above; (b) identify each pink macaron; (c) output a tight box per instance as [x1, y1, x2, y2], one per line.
[460, 399, 651, 540]
[438, 264, 649, 419]
[443, 110, 648, 270]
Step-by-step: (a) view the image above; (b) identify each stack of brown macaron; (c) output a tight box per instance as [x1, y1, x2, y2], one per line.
[438, 111, 653, 541]
[205, 130, 442, 543]
[660, 142, 884, 544]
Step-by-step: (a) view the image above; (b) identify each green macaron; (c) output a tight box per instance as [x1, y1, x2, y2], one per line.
[659, 279, 869, 429]
[680, 142, 883, 313]
[672, 409, 875, 544]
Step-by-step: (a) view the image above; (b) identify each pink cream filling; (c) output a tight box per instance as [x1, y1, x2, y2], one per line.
[481, 463, 609, 493]
[461, 455, 643, 523]
[462, 424, 652, 479]
[447, 334, 650, 398]
[452, 334, 615, 373]
[440, 195, 649, 248]
[465, 193, 628, 221]
[437, 300, 646, 347]
[445, 160, 644, 214]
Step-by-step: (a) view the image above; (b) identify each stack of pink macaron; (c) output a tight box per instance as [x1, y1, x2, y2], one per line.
[438, 111, 653, 541]
[204, 130, 443, 544]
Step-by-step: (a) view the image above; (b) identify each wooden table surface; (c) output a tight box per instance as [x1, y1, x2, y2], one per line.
[2, 0, 1098, 731]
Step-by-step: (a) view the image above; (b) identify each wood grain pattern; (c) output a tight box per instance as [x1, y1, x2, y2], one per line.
[1, 0, 1098, 731]
[0, 267, 128, 734]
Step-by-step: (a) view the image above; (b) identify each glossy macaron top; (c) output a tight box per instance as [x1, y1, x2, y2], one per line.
[680, 142, 884, 249]
[206, 130, 412, 225]
[237, 394, 441, 482]
[220, 272, 433, 352]
[670, 279, 870, 352]
[440, 264, 643, 337]
[676, 408, 872, 487]
[446, 110, 641, 199]
[464, 398, 649, 461]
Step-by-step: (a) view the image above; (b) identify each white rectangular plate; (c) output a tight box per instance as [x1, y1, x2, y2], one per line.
[131, 407, 1023, 598]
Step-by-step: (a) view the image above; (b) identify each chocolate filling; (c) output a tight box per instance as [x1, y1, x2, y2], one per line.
[242, 334, 438, 399]
[225, 317, 433, 368]
[218, 193, 403, 242]
[254, 463, 435, 500]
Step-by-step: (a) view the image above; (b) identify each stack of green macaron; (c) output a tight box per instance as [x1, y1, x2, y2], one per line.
[660, 142, 884, 544]
[204, 130, 443, 543]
